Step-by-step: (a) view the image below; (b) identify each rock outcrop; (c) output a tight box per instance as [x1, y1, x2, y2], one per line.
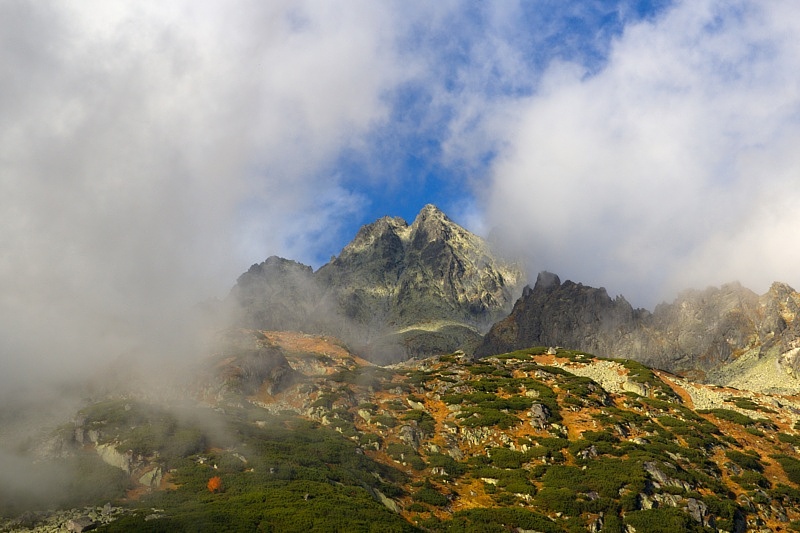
[477, 272, 646, 360]
[230, 205, 524, 362]
[478, 272, 800, 389]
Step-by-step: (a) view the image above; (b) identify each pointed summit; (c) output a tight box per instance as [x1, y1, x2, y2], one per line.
[413, 204, 449, 224]
[231, 205, 525, 362]
[409, 204, 467, 249]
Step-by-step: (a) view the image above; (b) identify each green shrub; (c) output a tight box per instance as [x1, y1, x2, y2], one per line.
[731, 471, 770, 490]
[457, 408, 519, 429]
[726, 396, 776, 413]
[413, 480, 449, 507]
[770, 483, 800, 505]
[467, 365, 496, 375]
[778, 433, 800, 447]
[698, 408, 761, 426]
[441, 508, 561, 533]
[401, 410, 436, 434]
[372, 414, 398, 428]
[624, 507, 706, 532]
[725, 450, 763, 472]
[386, 443, 426, 471]
[773, 454, 800, 485]
[488, 447, 527, 469]
[534, 487, 582, 516]
[426, 454, 467, 477]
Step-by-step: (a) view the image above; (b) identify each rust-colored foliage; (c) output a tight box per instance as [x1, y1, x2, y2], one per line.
[207, 476, 222, 493]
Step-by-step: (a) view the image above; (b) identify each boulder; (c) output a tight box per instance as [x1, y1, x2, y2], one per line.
[67, 517, 96, 532]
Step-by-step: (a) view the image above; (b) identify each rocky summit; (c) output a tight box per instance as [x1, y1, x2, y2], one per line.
[479, 272, 800, 394]
[230, 205, 524, 362]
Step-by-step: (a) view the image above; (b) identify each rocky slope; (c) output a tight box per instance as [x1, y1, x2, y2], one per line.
[12, 331, 800, 532]
[231, 205, 524, 362]
[478, 272, 800, 393]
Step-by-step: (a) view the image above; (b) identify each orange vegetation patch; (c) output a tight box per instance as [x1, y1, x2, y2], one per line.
[207, 475, 223, 493]
[123, 485, 150, 502]
[530, 354, 559, 365]
[260, 331, 354, 359]
[160, 471, 179, 491]
[560, 408, 604, 441]
[655, 373, 695, 408]
[447, 478, 496, 511]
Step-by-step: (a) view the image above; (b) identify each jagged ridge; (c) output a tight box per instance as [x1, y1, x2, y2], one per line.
[230, 205, 524, 362]
[478, 272, 800, 392]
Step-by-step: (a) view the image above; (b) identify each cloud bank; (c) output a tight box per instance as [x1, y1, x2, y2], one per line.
[0, 1, 411, 388]
[484, 0, 800, 307]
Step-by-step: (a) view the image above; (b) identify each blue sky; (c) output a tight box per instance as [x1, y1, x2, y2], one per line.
[3, 0, 800, 384]
[332, 1, 673, 240]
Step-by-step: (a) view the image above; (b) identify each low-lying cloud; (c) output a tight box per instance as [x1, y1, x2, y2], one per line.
[0, 1, 412, 390]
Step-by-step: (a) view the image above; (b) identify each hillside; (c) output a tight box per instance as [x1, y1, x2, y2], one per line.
[7, 331, 800, 532]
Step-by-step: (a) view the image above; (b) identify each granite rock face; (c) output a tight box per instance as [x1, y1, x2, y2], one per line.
[476, 272, 646, 360]
[478, 271, 800, 386]
[230, 205, 524, 362]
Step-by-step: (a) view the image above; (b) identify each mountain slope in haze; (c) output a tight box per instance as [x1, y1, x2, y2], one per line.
[12, 332, 800, 532]
[231, 205, 525, 363]
[478, 272, 800, 393]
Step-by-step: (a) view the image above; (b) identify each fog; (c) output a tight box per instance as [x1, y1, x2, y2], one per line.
[0, 1, 413, 392]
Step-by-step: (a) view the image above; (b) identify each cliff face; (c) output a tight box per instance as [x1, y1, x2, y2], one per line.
[477, 272, 646, 360]
[478, 272, 800, 390]
[230, 205, 524, 362]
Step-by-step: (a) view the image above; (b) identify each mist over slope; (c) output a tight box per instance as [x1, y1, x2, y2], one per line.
[8, 333, 800, 532]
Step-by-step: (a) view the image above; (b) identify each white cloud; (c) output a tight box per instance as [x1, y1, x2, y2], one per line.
[484, 0, 800, 306]
[0, 1, 411, 387]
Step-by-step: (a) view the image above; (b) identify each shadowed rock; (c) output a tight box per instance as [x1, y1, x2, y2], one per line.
[478, 271, 800, 385]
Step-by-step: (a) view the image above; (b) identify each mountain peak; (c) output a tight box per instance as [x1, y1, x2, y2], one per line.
[412, 203, 450, 227]
[232, 205, 525, 362]
[534, 271, 561, 291]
